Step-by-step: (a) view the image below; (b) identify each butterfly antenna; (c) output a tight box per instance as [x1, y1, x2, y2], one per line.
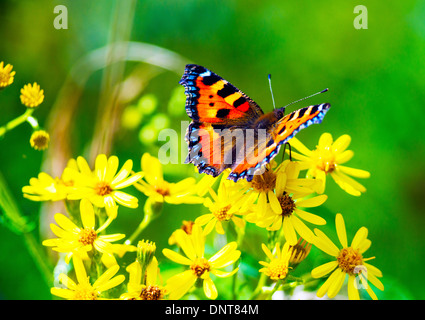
[283, 88, 329, 111]
[268, 74, 276, 110]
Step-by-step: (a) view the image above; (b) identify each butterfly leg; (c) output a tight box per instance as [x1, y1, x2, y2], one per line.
[282, 142, 293, 162]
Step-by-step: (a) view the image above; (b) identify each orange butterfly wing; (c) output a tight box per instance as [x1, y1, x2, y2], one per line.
[180, 64, 331, 181]
[180, 64, 264, 177]
[229, 103, 331, 181]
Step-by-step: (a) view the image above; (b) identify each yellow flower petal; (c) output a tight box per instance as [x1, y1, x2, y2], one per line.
[80, 199, 95, 229]
[296, 194, 327, 208]
[95, 154, 108, 182]
[111, 159, 133, 186]
[351, 226, 368, 249]
[366, 285, 378, 300]
[261, 243, 274, 261]
[104, 156, 119, 183]
[142, 153, 163, 185]
[291, 215, 315, 242]
[58, 273, 77, 290]
[72, 256, 89, 286]
[318, 132, 333, 148]
[327, 268, 345, 298]
[332, 134, 351, 154]
[268, 190, 282, 214]
[203, 276, 218, 299]
[348, 275, 360, 300]
[335, 213, 347, 248]
[335, 150, 354, 164]
[54, 214, 80, 233]
[330, 171, 362, 196]
[210, 268, 239, 278]
[112, 191, 138, 208]
[112, 172, 143, 189]
[316, 268, 339, 298]
[313, 228, 340, 257]
[337, 165, 370, 178]
[283, 217, 298, 245]
[311, 261, 338, 278]
[92, 264, 120, 288]
[366, 272, 384, 291]
[209, 242, 240, 268]
[294, 208, 326, 225]
[50, 288, 75, 299]
[162, 248, 193, 265]
[166, 270, 197, 300]
[96, 274, 125, 292]
[289, 137, 312, 156]
[364, 262, 383, 278]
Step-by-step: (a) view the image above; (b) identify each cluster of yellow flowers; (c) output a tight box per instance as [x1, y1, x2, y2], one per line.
[0, 61, 49, 150]
[22, 130, 383, 300]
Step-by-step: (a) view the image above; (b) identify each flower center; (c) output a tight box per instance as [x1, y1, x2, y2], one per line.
[190, 258, 211, 277]
[180, 220, 195, 234]
[213, 205, 232, 221]
[95, 182, 113, 196]
[251, 169, 276, 193]
[265, 259, 289, 280]
[78, 228, 97, 246]
[0, 72, 9, 82]
[337, 247, 364, 275]
[140, 285, 163, 300]
[73, 284, 98, 300]
[278, 193, 296, 217]
[314, 148, 336, 174]
[154, 185, 170, 197]
[30, 130, 50, 150]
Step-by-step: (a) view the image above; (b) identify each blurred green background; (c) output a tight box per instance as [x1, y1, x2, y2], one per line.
[0, 0, 424, 299]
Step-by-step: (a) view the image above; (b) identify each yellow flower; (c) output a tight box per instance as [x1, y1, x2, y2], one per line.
[290, 133, 370, 196]
[29, 130, 50, 150]
[120, 257, 166, 300]
[135, 153, 204, 205]
[42, 199, 125, 263]
[65, 154, 143, 218]
[288, 238, 312, 266]
[248, 161, 327, 245]
[195, 175, 249, 235]
[162, 224, 240, 300]
[23, 173, 69, 202]
[101, 243, 137, 268]
[168, 220, 195, 245]
[51, 255, 125, 300]
[311, 213, 384, 300]
[20, 82, 44, 107]
[0, 61, 16, 88]
[22, 159, 79, 202]
[259, 242, 292, 280]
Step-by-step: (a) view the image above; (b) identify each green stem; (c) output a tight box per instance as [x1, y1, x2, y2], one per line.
[22, 231, 54, 285]
[0, 108, 35, 138]
[126, 214, 150, 245]
[250, 272, 268, 299]
[0, 170, 53, 286]
[231, 223, 245, 299]
[126, 199, 163, 245]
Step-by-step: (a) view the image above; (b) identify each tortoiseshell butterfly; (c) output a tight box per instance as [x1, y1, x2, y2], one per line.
[180, 64, 330, 182]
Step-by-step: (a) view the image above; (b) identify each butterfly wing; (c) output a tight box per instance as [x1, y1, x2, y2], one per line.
[180, 64, 264, 176]
[228, 103, 331, 182]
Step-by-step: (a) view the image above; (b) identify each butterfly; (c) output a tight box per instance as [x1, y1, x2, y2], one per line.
[180, 64, 330, 182]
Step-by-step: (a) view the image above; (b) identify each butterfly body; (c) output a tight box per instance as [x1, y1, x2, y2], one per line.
[180, 64, 330, 182]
